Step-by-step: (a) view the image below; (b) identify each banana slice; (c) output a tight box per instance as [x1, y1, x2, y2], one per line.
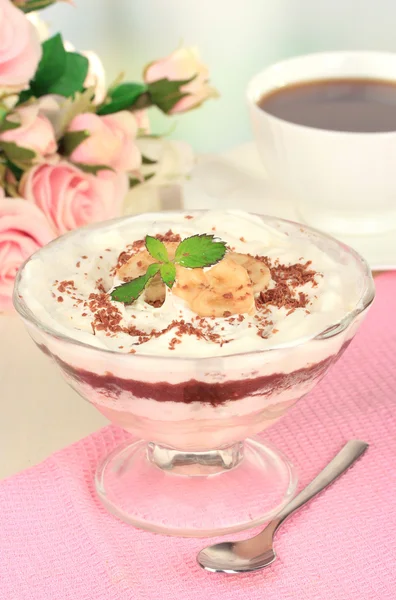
[173, 265, 207, 304]
[229, 252, 271, 294]
[116, 242, 178, 306]
[173, 256, 255, 317]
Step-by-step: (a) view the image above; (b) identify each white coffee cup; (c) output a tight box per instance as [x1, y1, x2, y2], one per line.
[247, 51, 396, 235]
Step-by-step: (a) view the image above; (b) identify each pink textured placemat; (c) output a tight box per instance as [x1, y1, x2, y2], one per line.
[1, 274, 396, 600]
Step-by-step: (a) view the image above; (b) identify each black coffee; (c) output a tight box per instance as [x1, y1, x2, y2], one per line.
[257, 78, 396, 132]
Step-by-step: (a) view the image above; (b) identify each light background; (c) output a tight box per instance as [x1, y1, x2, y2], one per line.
[45, 0, 396, 152]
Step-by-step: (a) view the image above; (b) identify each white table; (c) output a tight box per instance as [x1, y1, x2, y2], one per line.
[0, 316, 106, 479]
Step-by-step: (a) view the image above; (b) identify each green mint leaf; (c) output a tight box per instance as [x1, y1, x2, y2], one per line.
[174, 234, 226, 268]
[47, 52, 89, 97]
[97, 82, 147, 116]
[160, 262, 176, 288]
[61, 130, 90, 155]
[145, 235, 169, 262]
[110, 263, 160, 304]
[33, 34, 67, 95]
[146, 263, 161, 278]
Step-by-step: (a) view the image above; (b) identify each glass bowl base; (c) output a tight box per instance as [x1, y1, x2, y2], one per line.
[95, 437, 298, 538]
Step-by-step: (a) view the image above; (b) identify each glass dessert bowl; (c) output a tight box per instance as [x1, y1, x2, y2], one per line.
[13, 210, 375, 537]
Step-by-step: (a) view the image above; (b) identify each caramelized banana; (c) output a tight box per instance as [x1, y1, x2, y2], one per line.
[229, 253, 271, 294]
[174, 256, 255, 317]
[173, 265, 207, 306]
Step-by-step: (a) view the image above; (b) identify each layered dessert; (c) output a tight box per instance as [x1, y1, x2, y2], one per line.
[16, 210, 370, 449]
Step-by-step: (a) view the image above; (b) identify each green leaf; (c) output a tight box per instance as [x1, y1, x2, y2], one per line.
[24, 35, 89, 100]
[142, 155, 157, 165]
[17, 89, 34, 105]
[147, 76, 196, 114]
[47, 52, 89, 97]
[6, 160, 23, 182]
[160, 262, 176, 288]
[33, 34, 67, 95]
[55, 87, 96, 139]
[17, 0, 56, 13]
[129, 173, 155, 188]
[0, 141, 36, 164]
[110, 263, 160, 304]
[174, 234, 227, 268]
[71, 162, 114, 175]
[97, 82, 147, 116]
[0, 105, 8, 122]
[0, 117, 20, 133]
[61, 130, 90, 155]
[145, 235, 169, 262]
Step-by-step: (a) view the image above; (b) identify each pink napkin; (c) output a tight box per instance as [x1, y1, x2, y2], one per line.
[1, 273, 396, 600]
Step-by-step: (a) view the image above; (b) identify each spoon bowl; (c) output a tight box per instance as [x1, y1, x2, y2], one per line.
[198, 440, 368, 573]
[198, 542, 276, 573]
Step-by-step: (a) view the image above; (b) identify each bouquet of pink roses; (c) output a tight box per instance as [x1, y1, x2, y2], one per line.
[0, 0, 217, 311]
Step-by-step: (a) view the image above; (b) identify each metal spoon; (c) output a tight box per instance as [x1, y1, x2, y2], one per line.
[197, 439, 368, 573]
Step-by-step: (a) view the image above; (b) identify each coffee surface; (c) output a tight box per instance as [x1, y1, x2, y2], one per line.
[258, 78, 396, 132]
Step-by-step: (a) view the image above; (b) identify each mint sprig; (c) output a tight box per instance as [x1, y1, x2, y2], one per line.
[175, 234, 227, 268]
[110, 233, 226, 304]
[145, 235, 169, 262]
[160, 262, 176, 288]
[111, 263, 160, 303]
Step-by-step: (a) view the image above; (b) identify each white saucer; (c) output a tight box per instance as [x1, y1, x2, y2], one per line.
[183, 143, 396, 271]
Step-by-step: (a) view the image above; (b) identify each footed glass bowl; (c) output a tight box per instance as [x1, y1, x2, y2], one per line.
[13, 214, 375, 537]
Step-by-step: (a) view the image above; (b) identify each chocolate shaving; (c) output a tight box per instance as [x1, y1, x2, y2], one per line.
[95, 278, 106, 293]
[57, 280, 76, 293]
[88, 293, 123, 334]
[256, 257, 318, 311]
[155, 230, 181, 244]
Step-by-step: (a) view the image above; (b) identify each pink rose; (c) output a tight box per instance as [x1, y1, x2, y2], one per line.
[67, 111, 141, 173]
[0, 194, 54, 311]
[144, 47, 218, 114]
[20, 162, 128, 235]
[0, 0, 42, 91]
[0, 105, 57, 159]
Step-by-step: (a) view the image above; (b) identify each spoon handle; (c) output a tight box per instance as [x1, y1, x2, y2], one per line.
[274, 440, 368, 530]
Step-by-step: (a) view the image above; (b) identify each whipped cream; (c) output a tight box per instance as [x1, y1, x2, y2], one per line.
[18, 210, 362, 358]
